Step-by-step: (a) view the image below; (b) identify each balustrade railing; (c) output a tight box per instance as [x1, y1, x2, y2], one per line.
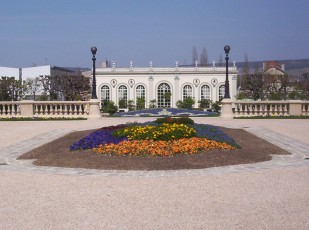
[0, 100, 92, 118]
[302, 103, 309, 115]
[0, 102, 21, 117]
[33, 101, 89, 117]
[233, 100, 309, 117]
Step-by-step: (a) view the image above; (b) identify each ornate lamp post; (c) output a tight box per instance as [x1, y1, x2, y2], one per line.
[91, 46, 97, 99]
[224, 45, 231, 99]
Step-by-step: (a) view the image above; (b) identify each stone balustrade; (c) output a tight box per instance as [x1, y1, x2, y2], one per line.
[233, 100, 309, 117]
[0, 100, 101, 119]
[1, 100, 308, 119]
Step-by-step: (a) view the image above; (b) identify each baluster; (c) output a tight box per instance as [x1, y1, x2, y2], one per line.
[256, 104, 260, 116]
[34, 104, 39, 115]
[252, 104, 255, 115]
[241, 104, 245, 115]
[236, 104, 240, 116]
[272, 104, 276, 115]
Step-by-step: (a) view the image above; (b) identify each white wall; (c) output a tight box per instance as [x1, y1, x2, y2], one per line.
[0, 67, 19, 78]
[21, 65, 51, 80]
[0, 65, 51, 80]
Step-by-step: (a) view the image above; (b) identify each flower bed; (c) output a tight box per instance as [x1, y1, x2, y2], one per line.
[70, 117, 238, 156]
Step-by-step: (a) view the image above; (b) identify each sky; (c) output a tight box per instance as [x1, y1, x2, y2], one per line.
[1, 0, 309, 68]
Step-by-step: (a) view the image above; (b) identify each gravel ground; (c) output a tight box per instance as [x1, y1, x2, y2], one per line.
[0, 118, 309, 229]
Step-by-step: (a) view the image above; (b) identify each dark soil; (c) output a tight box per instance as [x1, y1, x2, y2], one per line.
[18, 127, 290, 170]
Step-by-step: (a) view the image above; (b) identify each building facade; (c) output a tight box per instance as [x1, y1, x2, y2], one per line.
[93, 63, 238, 109]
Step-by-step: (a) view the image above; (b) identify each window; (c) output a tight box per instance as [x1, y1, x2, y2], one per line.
[219, 85, 225, 99]
[118, 85, 128, 108]
[136, 85, 145, 99]
[157, 83, 171, 108]
[183, 85, 192, 100]
[101, 85, 110, 102]
[201, 85, 210, 100]
[136, 85, 146, 109]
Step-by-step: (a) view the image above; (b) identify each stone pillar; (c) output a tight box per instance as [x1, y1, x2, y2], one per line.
[20, 100, 34, 117]
[289, 100, 302, 116]
[174, 75, 180, 107]
[220, 98, 234, 119]
[232, 75, 238, 101]
[148, 76, 154, 108]
[88, 99, 101, 120]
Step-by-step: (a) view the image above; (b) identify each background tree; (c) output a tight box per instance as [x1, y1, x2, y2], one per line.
[192, 46, 198, 65]
[24, 77, 42, 100]
[218, 54, 223, 66]
[238, 53, 249, 90]
[46, 74, 90, 101]
[200, 48, 208, 66]
[0, 77, 24, 101]
[300, 72, 309, 100]
[244, 73, 264, 100]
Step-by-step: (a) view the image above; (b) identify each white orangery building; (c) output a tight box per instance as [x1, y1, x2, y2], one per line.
[93, 62, 238, 109]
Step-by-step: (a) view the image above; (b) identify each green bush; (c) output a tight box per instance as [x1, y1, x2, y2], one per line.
[154, 116, 194, 125]
[176, 97, 195, 110]
[101, 100, 118, 115]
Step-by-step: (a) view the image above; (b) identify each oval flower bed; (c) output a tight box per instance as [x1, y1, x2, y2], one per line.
[70, 117, 239, 157]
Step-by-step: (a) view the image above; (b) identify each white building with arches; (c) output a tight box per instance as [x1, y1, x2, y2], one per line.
[93, 63, 238, 110]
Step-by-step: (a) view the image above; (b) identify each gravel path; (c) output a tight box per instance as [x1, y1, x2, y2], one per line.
[0, 118, 308, 229]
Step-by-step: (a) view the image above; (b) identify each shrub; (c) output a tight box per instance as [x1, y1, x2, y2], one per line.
[154, 116, 194, 125]
[198, 99, 211, 110]
[176, 97, 195, 110]
[101, 100, 118, 115]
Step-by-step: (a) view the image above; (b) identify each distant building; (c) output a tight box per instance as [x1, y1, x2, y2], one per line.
[85, 62, 238, 110]
[0, 65, 75, 100]
[263, 61, 286, 75]
[0, 65, 74, 81]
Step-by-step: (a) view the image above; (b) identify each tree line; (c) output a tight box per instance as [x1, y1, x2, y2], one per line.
[0, 74, 90, 101]
[237, 54, 309, 100]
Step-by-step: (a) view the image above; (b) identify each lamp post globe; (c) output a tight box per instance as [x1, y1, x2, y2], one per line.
[91, 46, 97, 99]
[224, 45, 231, 99]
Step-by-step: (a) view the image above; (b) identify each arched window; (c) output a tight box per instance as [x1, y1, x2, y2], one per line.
[118, 85, 128, 108]
[136, 85, 145, 109]
[201, 85, 210, 100]
[183, 85, 192, 100]
[157, 83, 171, 108]
[101, 85, 110, 102]
[100, 85, 110, 110]
[219, 85, 225, 99]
